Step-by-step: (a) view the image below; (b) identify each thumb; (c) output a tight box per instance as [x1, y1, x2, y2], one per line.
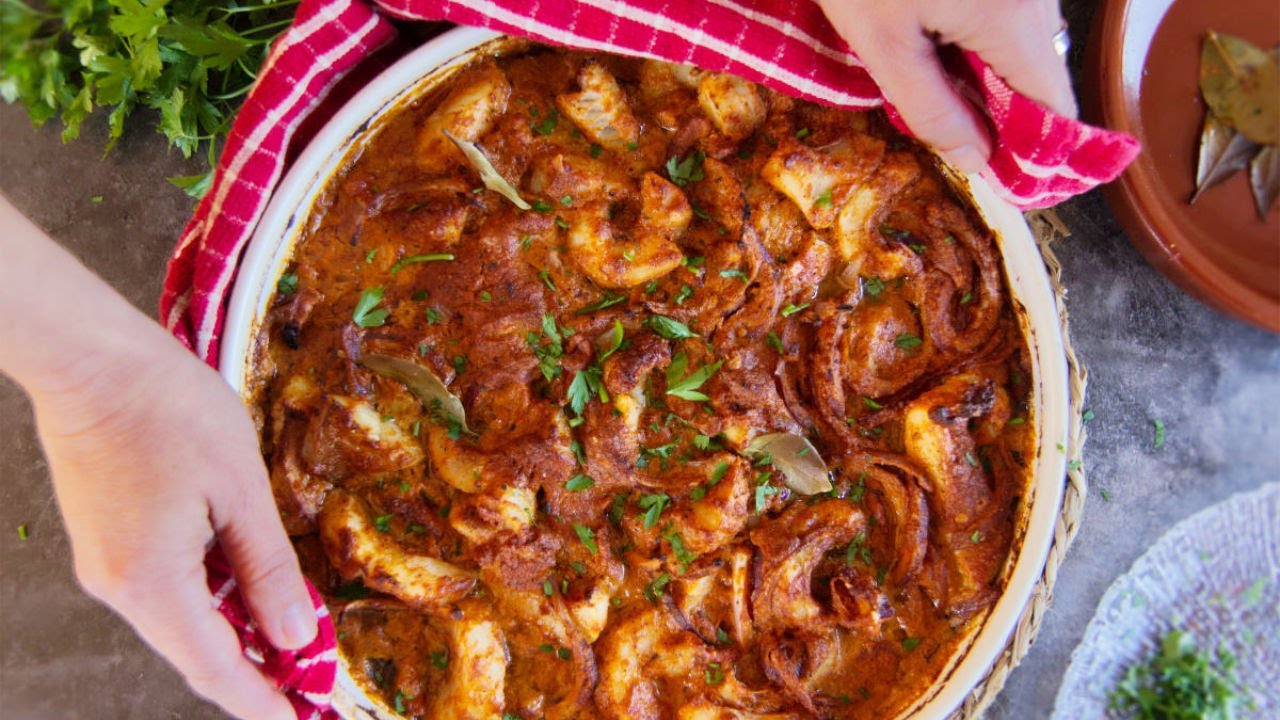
[211, 464, 319, 651]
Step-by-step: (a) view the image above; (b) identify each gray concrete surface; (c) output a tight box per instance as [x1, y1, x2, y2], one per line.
[1, 2, 1277, 718]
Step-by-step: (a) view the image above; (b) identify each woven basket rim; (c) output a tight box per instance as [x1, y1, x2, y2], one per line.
[947, 210, 1089, 719]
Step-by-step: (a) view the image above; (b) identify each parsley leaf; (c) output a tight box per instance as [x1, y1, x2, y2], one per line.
[352, 287, 390, 327]
[646, 315, 699, 340]
[276, 272, 298, 296]
[666, 352, 723, 402]
[573, 523, 598, 554]
[390, 253, 454, 274]
[665, 150, 705, 187]
[637, 493, 670, 529]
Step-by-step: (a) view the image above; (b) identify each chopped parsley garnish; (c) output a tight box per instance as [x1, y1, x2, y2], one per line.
[573, 523, 598, 554]
[794, 127, 811, 139]
[894, 333, 923, 350]
[705, 662, 726, 685]
[665, 352, 724, 402]
[566, 366, 607, 415]
[814, 188, 833, 207]
[861, 396, 884, 410]
[862, 276, 884, 297]
[277, 273, 298, 296]
[674, 284, 695, 305]
[719, 268, 749, 281]
[1007, 416, 1026, 426]
[971, 531, 983, 543]
[666, 150, 705, 187]
[365, 248, 377, 263]
[766, 331, 783, 352]
[526, 313, 565, 381]
[845, 532, 872, 564]
[781, 302, 809, 317]
[589, 143, 603, 158]
[599, 319, 625, 361]
[664, 529, 695, 569]
[452, 354, 468, 375]
[390, 253, 454, 274]
[373, 514, 393, 532]
[16, 524, 28, 541]
[554, 216, 570, 229]
[565, 474, 595, 491]
[880, 224, 914, 242]
[1083, 408, 1096, 423]
[849, 473, 867, 502]
[430, 649, 449, 669]
[644, 573, 671, 602]
[352, 287, 390, 327]
[538, 268, 557, 291]
[1153, 419, 1166, 449]
[683, 255, 706, 270]
[532, 199, 553, 212]
[754, 480, 779, 513]
[556, 646, 572, 660]
[960, 291, 974, 305]
[479, 290, 492, 302]
[646, 315, 699, 340]
[532, 109, 558, 135]
[559, 194, 573, 206]
[710, 461, 731, 484]
[638, 493, 671, 529]
[543, 579, 555, 596]
[902, 637, 922, 652]
[575, 293, 627, 314]
[1108, 629, 1251, 720]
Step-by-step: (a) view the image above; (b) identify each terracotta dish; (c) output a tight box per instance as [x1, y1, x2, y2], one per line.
[1087, 0, 1280, 333]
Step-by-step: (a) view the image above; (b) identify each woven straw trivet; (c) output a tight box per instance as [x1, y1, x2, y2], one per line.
[331, 211, 1090, 720]
[947, 209, 1089, 720]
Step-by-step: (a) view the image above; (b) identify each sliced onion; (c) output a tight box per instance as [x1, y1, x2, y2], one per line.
[443, 129, 532, 210]
[744, 432, 832, 495]
[358, 353, 470, 433]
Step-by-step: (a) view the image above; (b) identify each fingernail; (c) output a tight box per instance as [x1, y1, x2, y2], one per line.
[945, 145, 989, 175]
[279, 601, 318, 649]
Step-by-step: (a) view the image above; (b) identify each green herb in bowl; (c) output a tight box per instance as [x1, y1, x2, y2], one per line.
[1108, 629, 1253, 720]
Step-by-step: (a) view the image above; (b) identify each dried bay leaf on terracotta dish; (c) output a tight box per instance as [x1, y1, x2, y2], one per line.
[1190, 114, 1258, 203]
[1199, 31, 1278, 146]
[1249, 145, 1278, 219]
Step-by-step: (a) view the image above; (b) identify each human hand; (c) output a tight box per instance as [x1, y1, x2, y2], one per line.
[817, 0, 1077, 173]
[0, 198, 315, 720]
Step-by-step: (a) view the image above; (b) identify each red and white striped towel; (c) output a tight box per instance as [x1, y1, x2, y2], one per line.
[168, 2, 1139, 717]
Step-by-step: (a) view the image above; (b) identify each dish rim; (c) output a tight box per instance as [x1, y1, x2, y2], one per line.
[218, 25, 1070, 720]
[1085, 0, 1280, 333]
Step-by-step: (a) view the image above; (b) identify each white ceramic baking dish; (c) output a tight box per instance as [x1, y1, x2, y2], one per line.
[219, 25, 1069, 720]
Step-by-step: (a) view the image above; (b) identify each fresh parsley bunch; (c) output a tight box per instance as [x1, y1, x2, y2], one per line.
[1108, 629, 1253, 720]
[0, 0, 298, 197]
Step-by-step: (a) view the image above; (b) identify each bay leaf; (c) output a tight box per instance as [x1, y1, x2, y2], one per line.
[744, 432, 832, 495]
[1200, 31, 1279, 145]
[358, 353, 471, 434]
[442, 129, 532, 210]
[1191, 113, 1257, 203]
[1249, 145, 1278, 219]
